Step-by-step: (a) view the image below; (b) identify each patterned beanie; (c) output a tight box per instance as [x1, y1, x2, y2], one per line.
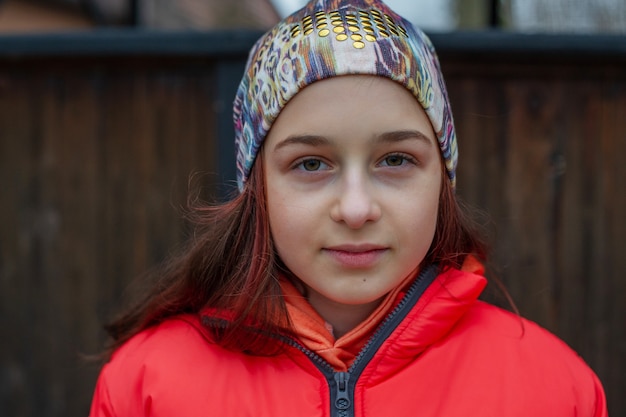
[233, 0, 457, 190]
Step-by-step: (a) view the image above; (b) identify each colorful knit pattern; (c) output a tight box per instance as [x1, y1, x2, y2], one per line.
[233, 0, 457, 190]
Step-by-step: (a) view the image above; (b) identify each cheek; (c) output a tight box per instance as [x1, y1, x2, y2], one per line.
[407, 204, 438, 240]
[266, 188, 314, 249]
[398, 186, 441, 247]
[266, 188, 288, 245]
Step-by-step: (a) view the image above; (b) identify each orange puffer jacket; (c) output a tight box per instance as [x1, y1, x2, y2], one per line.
[89, 265, 607, 417]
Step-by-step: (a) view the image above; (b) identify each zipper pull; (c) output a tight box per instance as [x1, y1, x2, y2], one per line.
[334, 372, 351, 411]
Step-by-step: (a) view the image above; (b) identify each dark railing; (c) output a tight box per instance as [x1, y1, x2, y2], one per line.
[1, 30, 624, 417]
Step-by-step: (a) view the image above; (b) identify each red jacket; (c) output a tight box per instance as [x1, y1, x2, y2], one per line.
[90, 265, 607, 416]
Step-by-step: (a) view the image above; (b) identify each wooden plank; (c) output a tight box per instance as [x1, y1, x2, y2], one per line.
[0, 66, 40, 417]
[0, 61, 220, 416]
[447, 60, 626, 416]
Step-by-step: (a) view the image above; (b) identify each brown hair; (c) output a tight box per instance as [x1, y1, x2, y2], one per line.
[103, 157, 489, 357]
[425, 164, 488, 268]
[104, 161, 288, 356]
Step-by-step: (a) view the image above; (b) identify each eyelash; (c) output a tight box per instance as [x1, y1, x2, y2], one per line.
[293, 158, 330, 172]
[378, 152, 418, 167]
[291, 153, 418, 172]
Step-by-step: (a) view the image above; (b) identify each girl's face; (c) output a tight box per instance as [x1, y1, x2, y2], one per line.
[263, 75, 442, 323]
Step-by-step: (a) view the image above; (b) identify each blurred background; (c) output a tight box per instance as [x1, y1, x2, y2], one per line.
[1, 0, 625, 32]
[0, 0, 624, 416]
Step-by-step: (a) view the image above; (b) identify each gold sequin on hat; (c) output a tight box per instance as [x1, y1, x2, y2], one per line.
[290, 7, 408, 49]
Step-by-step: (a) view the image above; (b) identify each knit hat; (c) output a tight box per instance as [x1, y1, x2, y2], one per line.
[233, 0, 457, 190]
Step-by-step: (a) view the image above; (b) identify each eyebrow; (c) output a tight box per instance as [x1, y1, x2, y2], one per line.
[376, 130, 433, 146]
[273, 130, 433, 151]
[273, 135, 330, 151]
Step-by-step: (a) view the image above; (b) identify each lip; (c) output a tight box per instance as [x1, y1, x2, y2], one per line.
[323, 244, 388, 268]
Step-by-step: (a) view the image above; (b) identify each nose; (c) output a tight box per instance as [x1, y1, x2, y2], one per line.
[330, 171, 382, 229]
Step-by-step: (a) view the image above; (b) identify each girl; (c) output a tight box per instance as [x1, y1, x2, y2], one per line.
[89, 1, 608, 416]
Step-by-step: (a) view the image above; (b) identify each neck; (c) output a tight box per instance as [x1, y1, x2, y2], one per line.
[306, 290, 383, 339]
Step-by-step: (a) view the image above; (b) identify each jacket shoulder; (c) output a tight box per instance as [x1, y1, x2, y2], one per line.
[446, 301, 607, 415]
[461, 301, 587, 358]
[90, 316, 228, 416]
[89, 316, 325, 417]
[107, 315, 219, 375]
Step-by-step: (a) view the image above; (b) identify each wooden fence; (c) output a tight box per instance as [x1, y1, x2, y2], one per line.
[0, 31, 624, 417]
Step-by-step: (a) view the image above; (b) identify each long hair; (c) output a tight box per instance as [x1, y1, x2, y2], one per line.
[425, 163, 489, 268]
[104, 156, 489, 357]
[104, 160, 288, 356]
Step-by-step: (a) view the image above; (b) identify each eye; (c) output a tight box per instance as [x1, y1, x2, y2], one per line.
[380, 153, 416, 167]
[295, 158, 328, 171]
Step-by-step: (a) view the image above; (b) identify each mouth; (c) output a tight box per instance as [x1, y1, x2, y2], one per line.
[323, 244, 388, 268]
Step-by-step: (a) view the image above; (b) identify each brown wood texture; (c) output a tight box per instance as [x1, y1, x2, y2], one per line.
[0, 59, 219, 416]
[0, 46, 624, 416]
[445, 57, 625, 416]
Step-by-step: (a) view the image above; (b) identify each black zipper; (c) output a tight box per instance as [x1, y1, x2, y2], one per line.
[283, 264, 440, 417]
[333, 372, 351, 415]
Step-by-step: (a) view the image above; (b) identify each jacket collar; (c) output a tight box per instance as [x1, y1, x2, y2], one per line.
[282, 259, 487, 372]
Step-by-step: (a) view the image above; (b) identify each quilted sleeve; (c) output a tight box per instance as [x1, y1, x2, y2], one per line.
[89, 366, 117, 417]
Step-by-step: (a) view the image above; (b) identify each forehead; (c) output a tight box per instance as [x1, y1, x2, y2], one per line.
[287, 75, 410, 106]
[265, 75, 435, 144]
